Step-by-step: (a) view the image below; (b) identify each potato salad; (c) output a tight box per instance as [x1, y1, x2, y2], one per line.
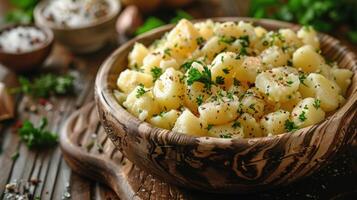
[115, 19, 353, 138]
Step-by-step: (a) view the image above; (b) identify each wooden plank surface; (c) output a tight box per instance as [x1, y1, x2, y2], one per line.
[0, 1, 356, 199]
[0, 42, 118, 200]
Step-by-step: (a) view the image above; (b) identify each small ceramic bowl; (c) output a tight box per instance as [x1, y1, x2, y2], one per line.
[34, 0, 121, 54]
[95, 17, 357, 193]
[0, 24, 54, 72]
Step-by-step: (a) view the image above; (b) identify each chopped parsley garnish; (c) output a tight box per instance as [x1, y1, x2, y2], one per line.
[219, 36, 236, 44]
[207, 124, 213, 130]
[196, 95, 204, 106]
[284, 120, 298, 132]
[271, 32, 285, 44]
[237, 103, 244, 114]
[227, 92, 234, 101]
[286, 80, 294, 85]
[196, 37, 205, 46]
[164, 48, 171, 56]
[222, 68, 230, 74]
[18, 118, 58, 149]
[220, 133, 232, 138]
[136, 84, 147, 98]
[215, 76, 225, 85]
[180, 60, 203, 71]
[287, 60, 293, 66]
[299, 73, 307, 85]
[232, 121, 241, 129]
[239, 47, 248, 56]
[154, 111, 165, 117]
[233, 78, 241, 86]
[186, 66, 213, 90]
[249, 104, 256, 111]
[313, 99, 321, 109]
[239, 35, 250, 47]
[151, 67, 163, 81]
[298, 111, 307, 121]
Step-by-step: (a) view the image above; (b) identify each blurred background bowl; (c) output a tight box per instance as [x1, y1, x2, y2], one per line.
[0, 24, 54, 72]
[34, 0, 121, 54]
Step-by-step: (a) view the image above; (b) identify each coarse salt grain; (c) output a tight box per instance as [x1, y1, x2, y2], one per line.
[0, 26, 46, 53]
[43, 0, 110, 28]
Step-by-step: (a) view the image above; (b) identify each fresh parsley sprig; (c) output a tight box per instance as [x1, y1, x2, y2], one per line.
[12, 74, 74, 98]
[186, 66, 213, 90]
[5, 0, 39, 24]
[18, 118, 57, 149]
[249, 0, 357, 43]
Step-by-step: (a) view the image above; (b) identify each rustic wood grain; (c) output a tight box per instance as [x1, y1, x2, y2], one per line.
[60, 102, 357, 200]
[95, 17, 357, 193]
[0, 43, 115, 200]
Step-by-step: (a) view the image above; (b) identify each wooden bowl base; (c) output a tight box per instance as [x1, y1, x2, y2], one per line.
[60, 102, 357, 200]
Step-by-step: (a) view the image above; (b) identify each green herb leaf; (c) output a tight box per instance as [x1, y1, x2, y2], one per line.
[186, 66, 213, 90]
[313, 99, 321, 109]
[180, 60, 204, 71]
[136, 84, 147, 98]
[227, 91, 234, 101]
[232, 121, 241, 129]
[299, 73, 307, 86]
[12, 74, 74, 98]
[298, 111, 307, 121]
[233, 78, 241, 86]
[239, 35, 250, 47]
[18, 118, 58, 149]
[286, 80, 294, 85]
[222, 68, 230, 74]
[135, 17, 165, 35]
[5, 0, 39, 24]
[170, 10, 193, 24]
[284, 119, 298, 132]
[196, 95, 204, 106]
[249, 0, 356, 42]
[219, 36, 236, 44]
[215, 76, 225, 85]
[220, 133, 232, 138]
[196, 37, 206, 46]
[5, 9, 33, 24]
[10, 0, 38, 9]
[249, 104, 256, 111]
[151, 67, 163, 82]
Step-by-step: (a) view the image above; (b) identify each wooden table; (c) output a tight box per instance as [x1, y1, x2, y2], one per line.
[0, 1, 356, 199]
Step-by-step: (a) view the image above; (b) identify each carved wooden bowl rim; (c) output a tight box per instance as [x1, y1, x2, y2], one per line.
[96, 17, 356, 146]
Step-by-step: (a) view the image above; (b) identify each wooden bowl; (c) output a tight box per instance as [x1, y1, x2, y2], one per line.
[95, 17, 357, 193]
[0, 24, 54, 72]
[34, 0, 120, 54]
